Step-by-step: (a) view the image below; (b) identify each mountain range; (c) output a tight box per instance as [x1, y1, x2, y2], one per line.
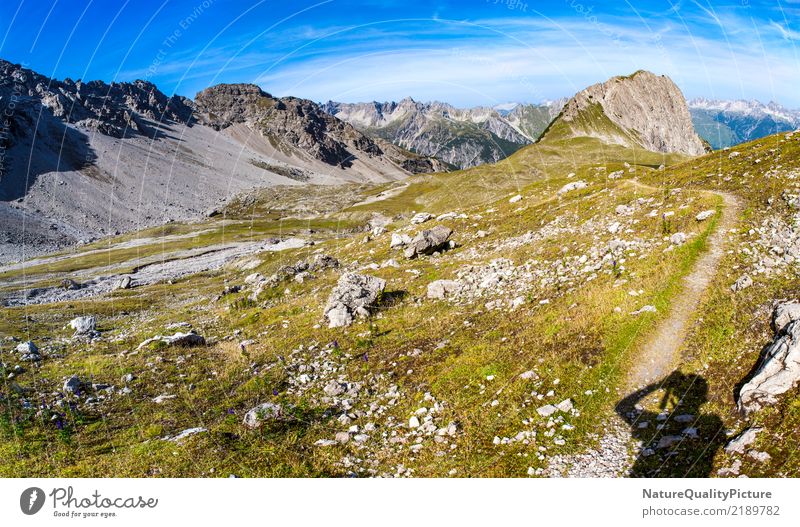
[322, 99, 563, 169]
[324, 93, 800, 167]
[688, 98, 800, 149]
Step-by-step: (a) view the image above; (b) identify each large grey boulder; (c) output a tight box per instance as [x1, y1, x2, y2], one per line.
[324, 273, 386, 328]
[738, 302, 800, 416]
[404, 226, 452, 259]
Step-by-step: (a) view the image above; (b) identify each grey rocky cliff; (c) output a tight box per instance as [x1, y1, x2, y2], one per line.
[548, 70, 707, 156]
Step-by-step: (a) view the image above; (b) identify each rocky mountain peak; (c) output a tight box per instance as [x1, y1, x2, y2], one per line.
[193, 83, 276, 130]
[546, 70, 707, 156]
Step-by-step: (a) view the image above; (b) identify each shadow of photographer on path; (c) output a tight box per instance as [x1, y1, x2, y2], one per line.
[615, 370, 726, 477]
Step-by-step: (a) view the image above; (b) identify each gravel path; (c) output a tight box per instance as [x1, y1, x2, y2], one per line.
[547, 187, 742, 477]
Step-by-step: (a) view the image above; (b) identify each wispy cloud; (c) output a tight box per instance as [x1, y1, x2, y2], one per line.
[769, 20, 800, 40]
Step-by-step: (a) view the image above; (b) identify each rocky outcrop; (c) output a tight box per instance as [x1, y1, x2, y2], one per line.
[738, 301, 800, 416]
[542, 70, 707, 156]
[195, 84, 374, 167]
[324, 273, 386, 328]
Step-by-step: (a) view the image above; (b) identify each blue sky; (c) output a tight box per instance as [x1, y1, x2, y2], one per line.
[1, 0, 800, 107]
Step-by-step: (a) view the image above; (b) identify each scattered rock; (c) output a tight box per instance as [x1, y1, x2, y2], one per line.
[168, 427, 207, 442]
[670, 232, 687, 246]
[630, 305, 657, 315]
[323, 380, 347, 397]
[556, 399, 574, 412]
[308, 254, 339, 271]
[61, 279, 80, 290]
[427, 280, 462, 300]
[115, 276, 132, 290]
[615, 204, 634, 216]
[748, 450, 771, 463]
[243, 403, 284, 428]
[558, 180, 587, 194]
[731, 274, 753, 292]
[410, 212, 433, 224]
[63, 375, 88, 395]
[696, 210, 715, 221]
[390, 233, 412, 249]
[656, 435, 682, 449]
[324, 273, 386, 328]
[717, 459, 742, 477]
[15, 341, 41, 361]
[15, 341, 38, 355]
[724, 427, 763, 454]
[536, 404, 558, 417]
